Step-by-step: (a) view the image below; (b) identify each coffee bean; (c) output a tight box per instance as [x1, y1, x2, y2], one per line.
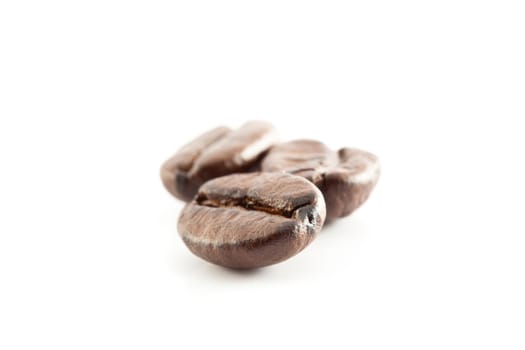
[177, 172, 326, 269]
[261, 140, 380, 220]
[161, 121, 278, 201]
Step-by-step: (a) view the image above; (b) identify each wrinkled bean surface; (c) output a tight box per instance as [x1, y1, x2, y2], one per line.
[178, 172, 326, 269]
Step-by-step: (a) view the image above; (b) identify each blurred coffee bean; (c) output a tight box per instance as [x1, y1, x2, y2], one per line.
[261, 140, 380, 219]
[161, 121, 278, 201]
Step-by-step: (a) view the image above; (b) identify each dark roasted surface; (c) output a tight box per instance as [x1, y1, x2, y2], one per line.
[178, 173, 326, 269]
[261, 140, 380, 219]
[161, 121, 278, 201]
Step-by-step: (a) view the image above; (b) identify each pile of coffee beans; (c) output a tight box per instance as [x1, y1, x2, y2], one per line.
[161, 121, 380, 269]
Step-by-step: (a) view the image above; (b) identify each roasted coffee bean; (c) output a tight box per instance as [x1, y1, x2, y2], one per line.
[177, 172, 326, 269]
[261, 140, 380, 220]
[161, 121, 278, 201]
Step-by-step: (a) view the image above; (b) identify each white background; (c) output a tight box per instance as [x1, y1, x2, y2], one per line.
[1, 1, 524, 349]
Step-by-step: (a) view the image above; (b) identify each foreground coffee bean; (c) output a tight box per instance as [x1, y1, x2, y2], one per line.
[161, 121, 278, 201]
[178, 173, 326, 269]
[261, 140, 380, 220]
